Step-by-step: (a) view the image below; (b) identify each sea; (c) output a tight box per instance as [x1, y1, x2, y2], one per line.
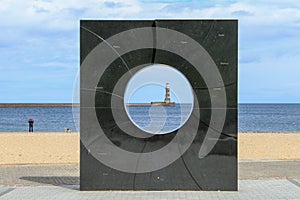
[0, 104, 300, 132]
[239, 104, 300, 132]
[126, 103, 193, 134]
[0, 106, 79, 132]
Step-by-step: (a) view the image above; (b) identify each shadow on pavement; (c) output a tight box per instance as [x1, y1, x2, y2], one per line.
[20, 176, 79, 189]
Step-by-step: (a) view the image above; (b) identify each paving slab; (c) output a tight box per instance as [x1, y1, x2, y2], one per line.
[239, 160, 300, 180]
[1, 161, 300, 187]
[0, 179, 300, 200]
[0, 165, 79, 186]
[0, 161, 299, 199]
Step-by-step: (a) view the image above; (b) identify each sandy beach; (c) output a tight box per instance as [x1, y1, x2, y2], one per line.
[238, 132, 300, 160]
[0, 132, 299, 165]
[0, 132, 79, 165]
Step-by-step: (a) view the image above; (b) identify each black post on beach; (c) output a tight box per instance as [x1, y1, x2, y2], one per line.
[28, 118, 34, 132]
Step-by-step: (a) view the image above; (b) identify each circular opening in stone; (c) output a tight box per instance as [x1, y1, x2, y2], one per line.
[124, 64, 194, 135]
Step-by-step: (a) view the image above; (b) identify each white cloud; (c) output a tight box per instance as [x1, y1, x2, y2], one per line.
[0, 0, 142, 30]
[1, 0, 299, 65]
[1, 0, 300, 102]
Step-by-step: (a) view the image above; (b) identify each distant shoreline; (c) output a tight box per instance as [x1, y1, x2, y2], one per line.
[126, 102, 176, 107]
[0, 103, 80, 108]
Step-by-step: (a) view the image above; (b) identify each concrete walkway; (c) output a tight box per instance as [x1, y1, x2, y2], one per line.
[0, 161, 299, 199]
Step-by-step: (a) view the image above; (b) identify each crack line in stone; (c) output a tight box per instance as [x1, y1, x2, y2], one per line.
[81, 106, 123, 109]
[193, 81, 236, 90]
[200, 120, 237, 140]
[201, 21, 216, 45]
[151, 21, 157, 64]
[81, 87, 124, 99]
[178, 143, 204, 190]
[80, 26, 132, 76]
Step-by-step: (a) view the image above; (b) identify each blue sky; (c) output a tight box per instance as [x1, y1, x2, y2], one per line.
[0, 0, 300, 103]
[124, 64, 194, 103]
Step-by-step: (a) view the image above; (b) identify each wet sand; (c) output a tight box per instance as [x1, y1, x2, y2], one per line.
[0, 132, 299, 165]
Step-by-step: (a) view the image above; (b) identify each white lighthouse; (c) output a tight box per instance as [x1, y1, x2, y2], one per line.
[164, 83, 171, 103]
[150, 82, 175, 106]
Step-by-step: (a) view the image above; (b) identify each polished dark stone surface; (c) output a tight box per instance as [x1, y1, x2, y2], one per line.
[80, 20, 237, 191]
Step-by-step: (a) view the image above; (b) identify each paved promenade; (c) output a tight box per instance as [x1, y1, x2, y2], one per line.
[0, 161, 299, 199]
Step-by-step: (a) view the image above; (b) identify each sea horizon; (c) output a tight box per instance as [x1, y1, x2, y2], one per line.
[0, 103, 79, 108]
[1, 103, 300, 132]
[0, 102, 299, 106]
